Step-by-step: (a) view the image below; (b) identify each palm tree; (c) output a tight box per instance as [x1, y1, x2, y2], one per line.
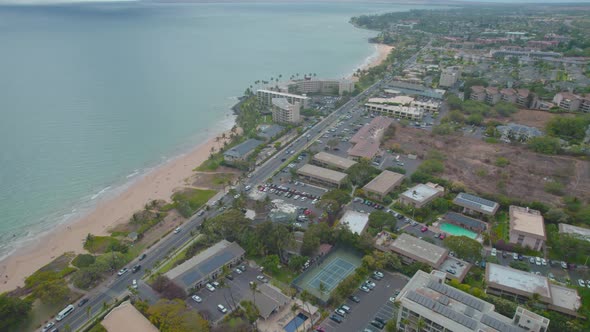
[416, 317, 426, 331]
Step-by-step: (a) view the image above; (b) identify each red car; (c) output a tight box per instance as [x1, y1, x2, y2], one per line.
[439, 233, 446, 240]
[420, 226, 428, 232]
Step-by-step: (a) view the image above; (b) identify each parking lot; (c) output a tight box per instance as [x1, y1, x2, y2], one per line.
[318, 272, 408, 332]
[187, 263, 265, 323]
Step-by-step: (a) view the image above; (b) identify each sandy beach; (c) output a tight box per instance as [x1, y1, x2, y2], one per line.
[0, 129, 234, 293]
[0, 44, 394, 294]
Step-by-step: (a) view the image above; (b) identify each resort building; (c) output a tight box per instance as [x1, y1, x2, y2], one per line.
[485, 87, 501, 105]
[296, 164, 348, 188]
[223, 139, 264, 164]
[362, 170, 404, 201]
[286, 78, 355, 96]
[340, 210, 370, 235]
[552, 92, 582, 112]
[257, 89, 310, 108]
[395, 270, 550, 332]
[102, 301, 159, 332]
[385, 81, 446, 99]
[376, 233, 470, 282]
[364, 103, 423, 120]
[312, 151, 357, 171]
[558, 223, 590, 242]
[165, 240, 245, 292]
[508, 206, 546, 251]
[470, 85, 486, 102]
[348, 116, 393, 160]
[485, 263, 581, 317]
[439, 66, 462, 87]
[367, 96, 440, 113]
[443, 212, 488, 234]
[271, 97, 301, 124]
[399, 183, 445, 209]
[453, 192, 499, 216]
[471, 86, 530, 108]
[257, 124, 284, 141]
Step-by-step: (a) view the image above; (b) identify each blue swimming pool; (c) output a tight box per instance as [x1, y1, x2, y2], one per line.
[284, 313, 309, 332]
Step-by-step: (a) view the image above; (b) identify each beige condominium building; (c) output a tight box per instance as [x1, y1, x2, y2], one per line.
[364, 103, 423, 120]
[396, 270, 550, 332]
[348, 116, 393, 160]
[287, 78, 355, 96]
[257, 89, 309, 108]
[508, 206, 546, 251]
[312, 151, 357, 171]
[296, 164, 348, 188]
[399, 182, 445, 208]
[362, 170, 404, 201]
[486, 263, 581, 317]
[271, 97, 301, 124]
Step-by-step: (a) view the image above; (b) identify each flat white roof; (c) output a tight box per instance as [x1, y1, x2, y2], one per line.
[368, 96, 415, 105]
[313, 152, 357, 170]
[340, 210, 370, 235]
[365, 103, 423, 116]
[509, 206, 546, 239]
[486, 263, 551, 299]
[257, 89, 309, 100]
[401, 183, 442, 203]
[549, 283, 582, 313]
[297, 164, 347, 184]
[558, 223, 590, 242]
[391, 233, 448, 267]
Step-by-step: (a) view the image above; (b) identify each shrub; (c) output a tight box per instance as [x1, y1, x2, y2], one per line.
[495, 157, 510, 167]
[544, 181, 565, 196]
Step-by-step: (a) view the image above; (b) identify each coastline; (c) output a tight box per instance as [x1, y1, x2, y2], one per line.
[0, 43, 394, 293]
[0, 124, 235, 293]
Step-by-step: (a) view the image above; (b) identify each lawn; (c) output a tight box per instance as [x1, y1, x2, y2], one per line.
[172, 188, 217, 212]
[196, 153, 225, 172]
[83, 235, 122, 254]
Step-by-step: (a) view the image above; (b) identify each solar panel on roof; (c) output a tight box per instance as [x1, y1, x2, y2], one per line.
[464, 306, 475, 318]
[427, 280, 485, 311]
[437, 295, 450, 306]
[481, 314, 525, 332]
[458, 193, 497, 208]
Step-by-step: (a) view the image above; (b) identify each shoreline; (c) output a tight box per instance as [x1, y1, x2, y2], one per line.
[0, 43, 394, 293]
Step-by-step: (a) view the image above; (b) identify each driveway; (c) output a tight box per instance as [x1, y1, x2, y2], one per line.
[318, 272, 408, 332]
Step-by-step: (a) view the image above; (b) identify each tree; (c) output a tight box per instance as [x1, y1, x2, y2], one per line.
[0, 294, 32, 331]
[35, 279, 70, 305]
[201, 209, 251, 242]
[327, 139, 339, 150]
[261, 255, 281, 274]
[147, 299, 209, 332]
[443, 236, 483, 262]
[509, 261, 531, 272]
[151, 276, 187, 300]
[527, 136, 561, 154]
[546, 116, 590, 143]
[346, 160, 380, 186]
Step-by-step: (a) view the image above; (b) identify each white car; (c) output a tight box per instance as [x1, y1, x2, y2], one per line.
[217, 304, 228, 313]
[206, 283, 216, 292]
[235, 268, 243, 274]
[359, 285, 370, 292]
[541, 258, 547, 266]
[512, 252, 519, 260]
[389, 296, 396, 303]
[132, 279, 138, 289]
[117, 268, 129, 276]
[578, 279, 586, 287]
[374, 271, 384, 278]
[42, 322, 55, 332]
[535, 257, 542, 266]
[334, 308, 346, 317]
[192, 295, 202, 303]
[490, 248, 497, 257]
[174, 227, 181, 234]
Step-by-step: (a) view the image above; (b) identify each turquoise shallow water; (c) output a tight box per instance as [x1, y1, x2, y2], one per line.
[440, 223, 478, 239]
[0, 1, 437, 259]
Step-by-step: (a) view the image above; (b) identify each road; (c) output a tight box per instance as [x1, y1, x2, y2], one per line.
[57, 42, 427, 331]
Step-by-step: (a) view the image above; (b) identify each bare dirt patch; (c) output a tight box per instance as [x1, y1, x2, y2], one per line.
[495, 109, 575, 129]
[388, 127, 590, 205]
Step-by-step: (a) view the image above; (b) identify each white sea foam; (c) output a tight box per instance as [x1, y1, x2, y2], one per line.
[90, 186, 111, 200]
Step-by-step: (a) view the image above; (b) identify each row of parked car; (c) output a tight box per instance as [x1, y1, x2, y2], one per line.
[353, 197, 385, 210]
[260, 183, 321, 202]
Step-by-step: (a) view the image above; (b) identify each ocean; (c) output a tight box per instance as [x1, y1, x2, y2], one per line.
[0, 1, 433, 260]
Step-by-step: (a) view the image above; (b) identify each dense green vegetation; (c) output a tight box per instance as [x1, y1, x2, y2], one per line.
[545, 115, 590, 144]
[146, 299, 209, 332]
[0, 293, 32, 331]
[172, 188, 216, 218]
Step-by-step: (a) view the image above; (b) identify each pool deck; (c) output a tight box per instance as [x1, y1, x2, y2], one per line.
[432, 222, 483, 243]
[257, 299, 319, 332]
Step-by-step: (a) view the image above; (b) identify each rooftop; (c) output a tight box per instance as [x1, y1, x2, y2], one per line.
[340, 210, 370, 235]
[558, 223, 590, 242]
[348, 116, 393, 159]
[443, 212, 488, 232]
[368, 96, 415, 105]
[257, 89, 309, 100]
[253, 283, 291, 319]
[296, 164, 347, 184]
[271, 97, 296, 111]
[398, 270, 537, 332]
[258, 124, 284, 140]
[401, 183, 444, 203]
[509, 206, 546, 239]
[224, 139, 264, 158]
[453, 192, 499, 215]
[363, 170, 404, 195]
[364, 103, 423, 116]
[549, 283, 582, 314]
[166, 240, 245, 290]
[391, 233, 448, 267]
[102, 301, 159, 332]
[313, 152, 357, 170]
[485, 263, 551, 300]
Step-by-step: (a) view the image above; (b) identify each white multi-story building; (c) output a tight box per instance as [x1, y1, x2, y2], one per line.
[439, 66, 462, 87]
[395, 270, 550, 332]
[364, 103, 423, 120]
[257, 89, 309, 108]
[288, 78, 355, 96]
[271, 98, 301, 124]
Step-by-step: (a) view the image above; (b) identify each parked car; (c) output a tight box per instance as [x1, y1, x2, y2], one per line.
[529, 257, 535, 264]
[578, 279, 586, 287]
[334, 308, 346, 317]
[512, 252, 519, 260]
[330, 315, 343, 323]
[491, 248, 497, 257]
[359, 285, 370, 292]
[192, 295, 202, 303]
[349, 295, 361, 303]
[420, 226, 428, 232]
[370, 320, 384, 330]
[217, 304, 228, 313]
[561, 261, 568, 269]
[373, 271, 384, 278]
[206, 283, 215, 292]
[339, 304, 351, 313]
[535, 257, 542, 265]
[389, 296, 396, 303]
[235, 268, 243, 274]
[212, 281, 220, 288]
[541, 258, 547, 266]
[374, 317, 387, 325]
